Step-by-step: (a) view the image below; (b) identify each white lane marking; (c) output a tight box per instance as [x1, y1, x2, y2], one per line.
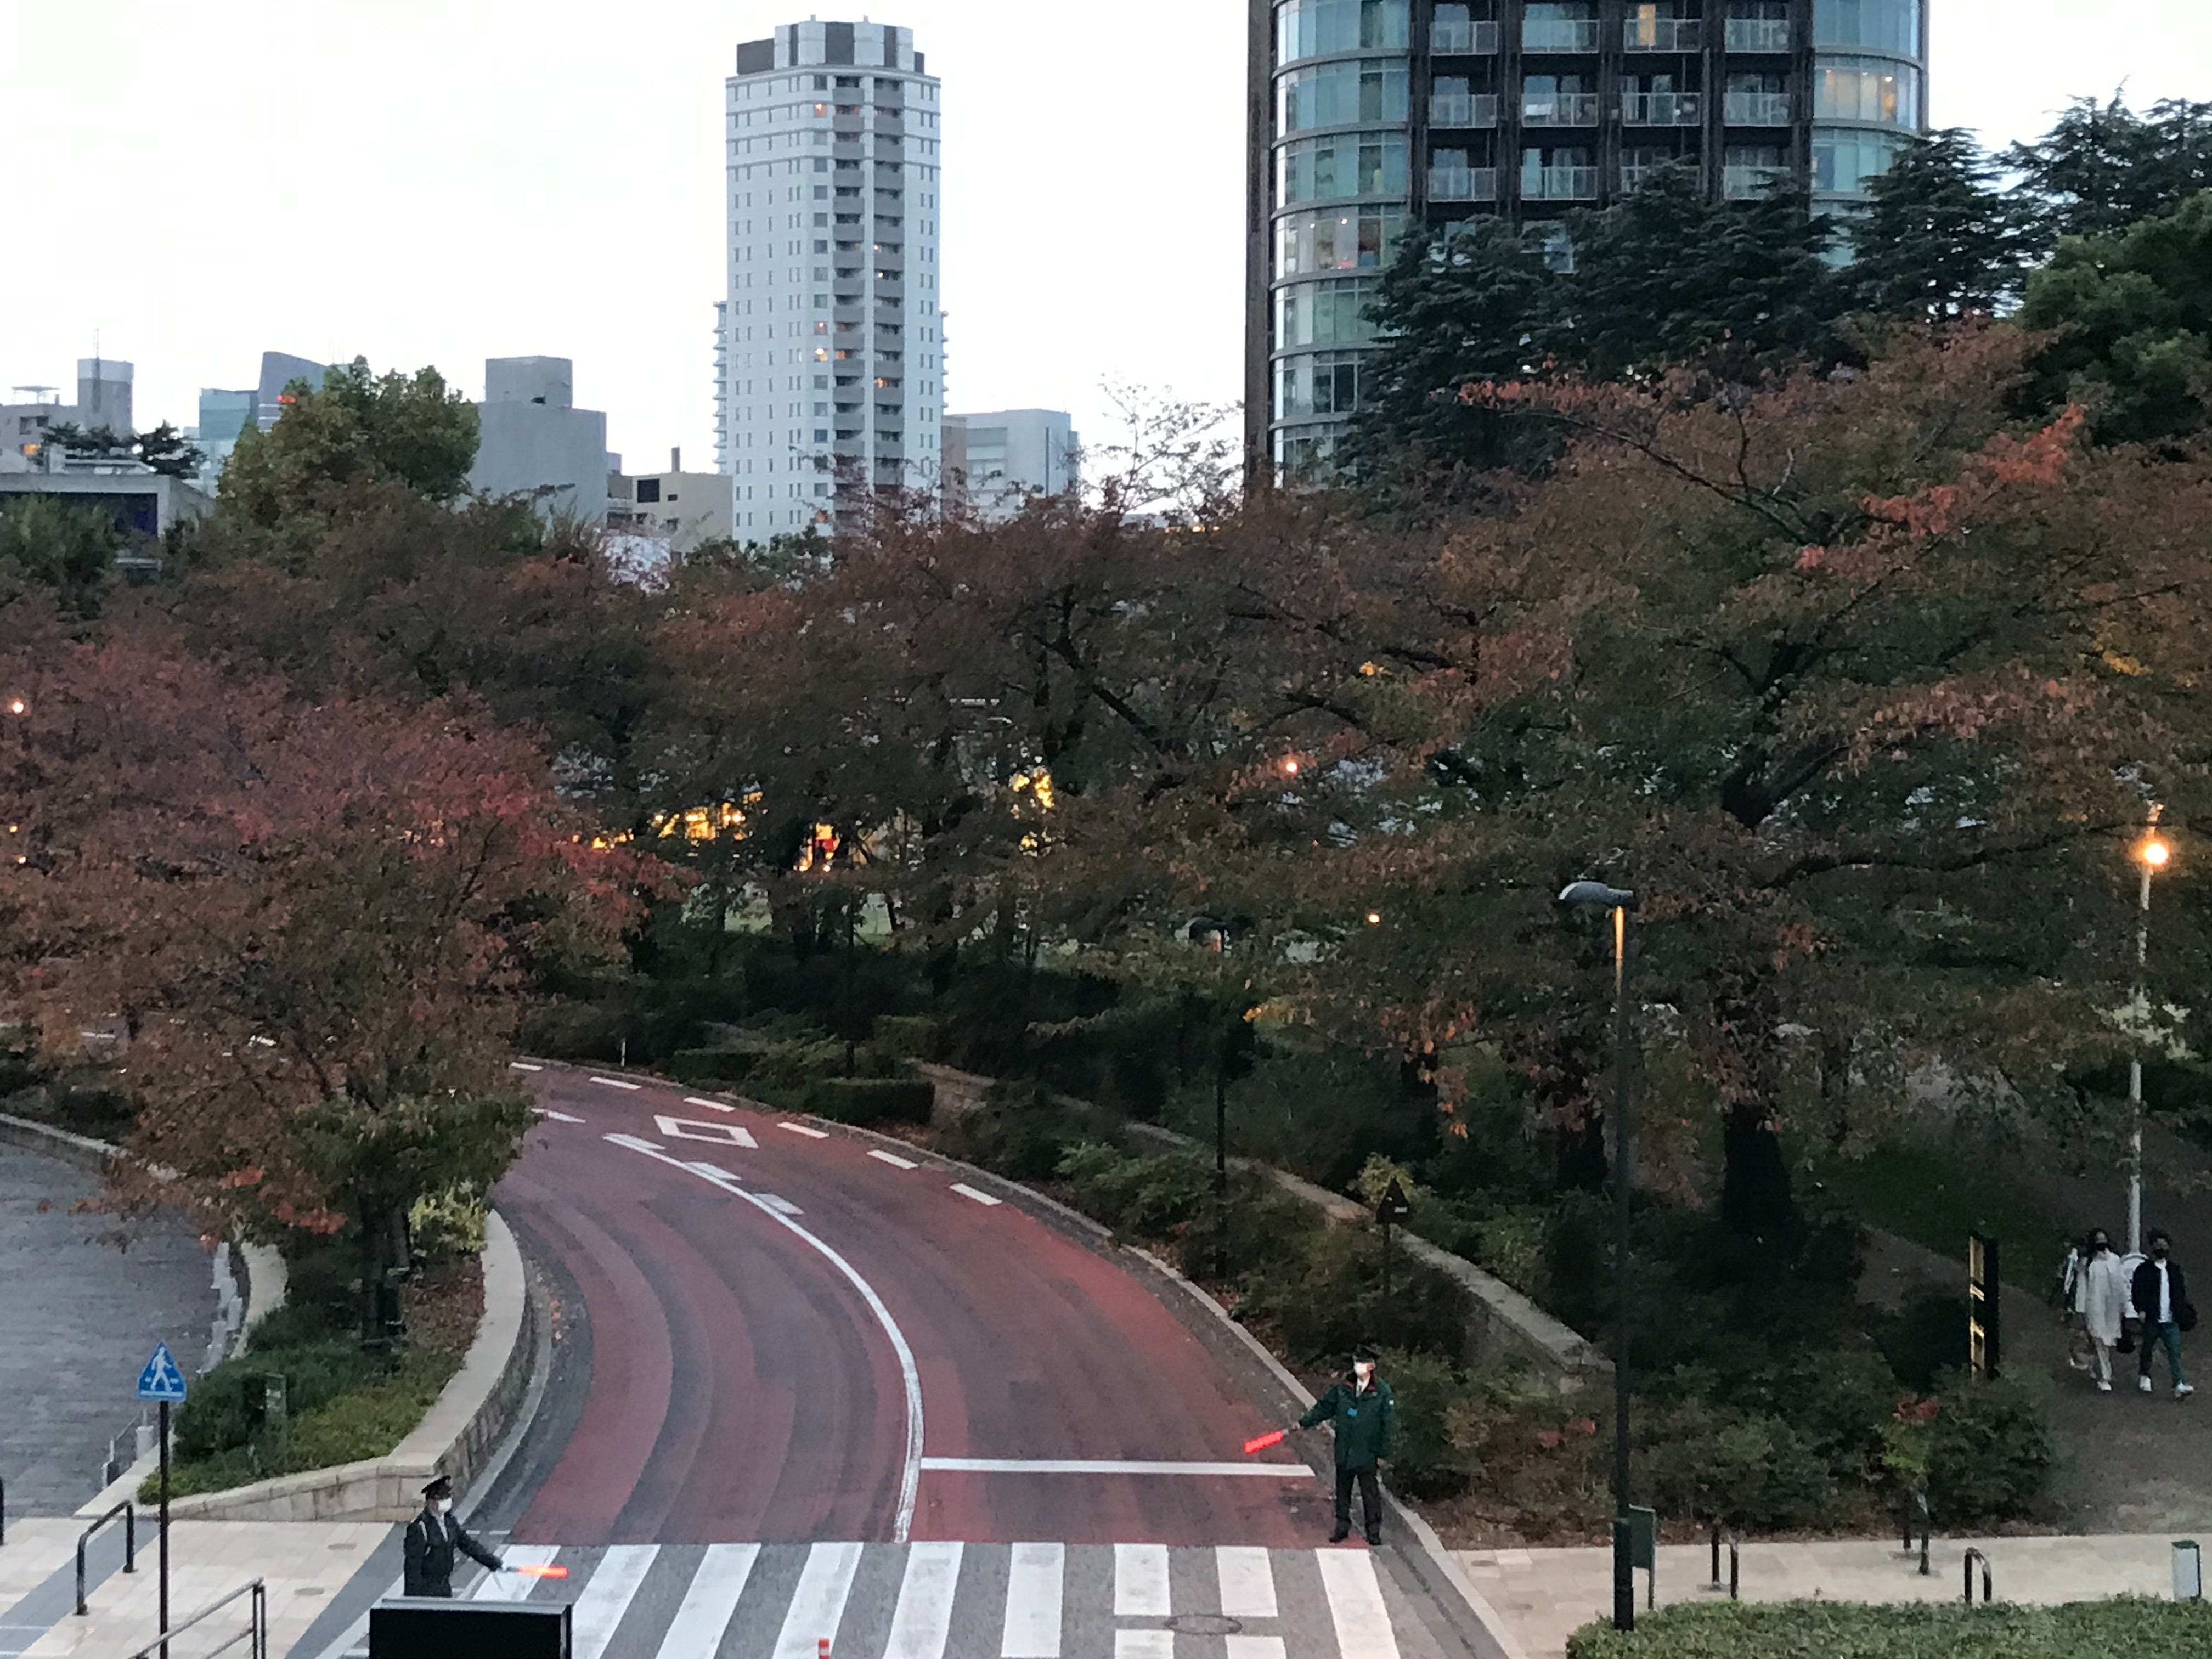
[534, 1108, 586, 1124]
[1114, 1544, 1171, 1618]
[779, 1121, 831, 1139]
[868, 1149, 919, 1170]
[572, 1544, 658, 1659]
[1001, 1541, 1064, 1658]
[653, 1114, 760, 1148]
[653, 1542, 759, 1659]
[509, 1061, 544, 1072]
[684, 1096, 737, 1112]
[603, 1142, 928, 1543]
[883, 1539, 963, 1659]
[774, 1541, 864, 1659]
[758, 1194, 804, 1216]
[1115, 1635, 1173, 1659]
[473, 1545, 558, 1601]
[950, 1183, 1002, 1207]
[1316, 1550, 1401, 1659]
[688, 1161, 742, 1182]
[1216, 1547, 1278, 1618]
[1224, 1639, 1289, 1659]
[589, 1075, 642, 1091]
[606, 1133, 665, 1154]
[919, 1458, 1314, 1478]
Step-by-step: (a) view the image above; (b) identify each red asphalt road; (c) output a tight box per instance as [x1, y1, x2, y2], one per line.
[497, 1065, 1329, 1548]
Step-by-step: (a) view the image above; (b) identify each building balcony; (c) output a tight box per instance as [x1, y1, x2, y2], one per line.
[1523, 93, 1602, 126]
[1724, 18, 1792, 51]
[1723, 91, 1792, 125]
[1429, 91, 1500, 127]
[1522, 164, 1599, 200]
[1622, 91, 1701, 125]
[834, 140, 866, 161]
[1522, 19, 1600, 52]
[1724, 163, 1790, 198]
[1427, 165, 1499, 201]
[1431, 18, 1500, 53]
[1623, 16, 1701, 50]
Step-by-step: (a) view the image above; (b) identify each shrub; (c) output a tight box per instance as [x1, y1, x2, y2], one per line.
[1925, 1371, 2057, 1525]
[1637, 1400, 1836, 1532]
[935, 1082, 1092, 1181]
[803, 1076, 934, 1127]
[409, 1187, 487, 1263]
[1874, 1288, 1971, 1392]
[1567, 1599, 2212, 1659]
[667, 1047, 755, 1085]
[1372, 1347, 1468, 1497]
[754, 1036, 855, 1088]
[172, 1339, 384, 1460]
[282, 1365, 454, 1470]
[517, 1000, 625, 1061]
[1236, 1217, 1463, 1364]
[1054, 1143, 1212, 1245]
[1443, 1367, 1609, 1538]
[872, 1015, 940, 1059]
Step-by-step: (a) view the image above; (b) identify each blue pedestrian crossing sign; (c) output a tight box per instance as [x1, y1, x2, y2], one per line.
[136, 1341, 188, 1403]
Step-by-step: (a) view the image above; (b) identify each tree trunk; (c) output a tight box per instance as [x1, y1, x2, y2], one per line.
[1720, 1105, 1795, 1240]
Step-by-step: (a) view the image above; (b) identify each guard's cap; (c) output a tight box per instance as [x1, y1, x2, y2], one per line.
[421, 1475, 453, 1501]
[1352, 1344, 1380, 1364]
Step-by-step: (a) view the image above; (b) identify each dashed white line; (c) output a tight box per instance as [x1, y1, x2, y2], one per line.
[950, 1183, 1002, 1207]
[589, 1075, 642, 1091]
[868, 1149, 920, 1170]
[533, 1108, 586, 1124]
[684, 1096, 737, 1113]
[918, 1458, 1313, 1479]
[606, 1133, 666, 1154]
[509, 1061, 544, 1073]
[778, 1122, 831, 1139]
[758, 1194, 804, 1216]
[687, 1162, 742, 1182]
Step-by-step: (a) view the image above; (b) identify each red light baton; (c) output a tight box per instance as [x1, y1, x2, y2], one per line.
[514, 1564, 569, 1579]
[1243, 1429, 1288, 1455]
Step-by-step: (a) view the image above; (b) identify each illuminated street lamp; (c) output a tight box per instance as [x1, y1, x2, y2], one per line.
[1559, 878, 1638, 1633]
[4, 697, 24, 716]
[2127, 813, 2170, 1255]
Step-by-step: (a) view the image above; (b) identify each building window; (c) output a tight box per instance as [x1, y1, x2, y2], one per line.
[635, 478, 662, 504]
[1723, 144, 1790, 198]
[1276, 0, 1410, 63]
[1520, 146, 1596, 200]
[1812, 127, 1911, 195]
[1275, 207, 1409, 276]
[1278, 133, 1410, 204]
[1276, 352, 1364, 420]
[1523, 2, 1599, 53]
[1815, 57, 1920, 126]
[1812, 0, 1921, 55]
[1276, 61, 1410, 135]
[1276, 278, 1380, 347]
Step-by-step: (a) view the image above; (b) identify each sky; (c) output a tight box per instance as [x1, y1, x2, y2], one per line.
[2, 2, 2208, 471]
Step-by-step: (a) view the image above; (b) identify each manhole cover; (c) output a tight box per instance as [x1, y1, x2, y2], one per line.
[1166, 1614, 1244, 1636]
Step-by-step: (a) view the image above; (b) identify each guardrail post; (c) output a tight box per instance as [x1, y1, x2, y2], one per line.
[1962, 1547, 1992, 1605]
[1728, 1534, 1739, 1601]
[1708, 1522, 1720, 1590]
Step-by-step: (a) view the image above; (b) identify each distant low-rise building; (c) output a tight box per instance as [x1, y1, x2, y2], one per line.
[610, 448, 737, 554]
[0, 469, 213, 538]
[941, 409, 1080, 518]
[469, 357, 611, 524]
[2, 359, 136, 471]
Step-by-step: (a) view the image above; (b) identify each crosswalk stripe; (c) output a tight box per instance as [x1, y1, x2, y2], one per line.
[1225, 1639, 1289, 1659]
[590, 1075, 642, 1090]
[775, 1542, 864, 1659]
[1113, 1544, 1171, 1618]
[475, 1545, 559, 1601]
[1216, 1546, 1278, 1619]
[572, 1544, 658, 1659]
[883, 1541, 963, 1659]
[1001, 1541, 1064, 1658]
[1315, 1551, 1400, 1659]
[870, 1149, 920, 1169]
[653, 1543, 759, 1659]
[1115, 1634, 1173, 1658]
[779, 1121, 831, 1138]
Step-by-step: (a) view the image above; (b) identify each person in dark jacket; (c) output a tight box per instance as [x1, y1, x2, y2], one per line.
[403, 1475, 505, 1596]
[2130, 1231, 2196, 1398]
[1298, 1345, 1396, 1544]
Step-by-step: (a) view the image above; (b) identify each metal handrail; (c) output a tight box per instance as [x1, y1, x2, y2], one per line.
[1963, 1547, 1993, 1605]
[1706, 1522, 1740, 1600]
[76, 1502, 137, 1615]
[123, 1578, 266, 1659]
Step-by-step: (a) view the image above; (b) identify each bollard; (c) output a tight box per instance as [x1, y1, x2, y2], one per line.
[2175, 1540, 2203, 1602]
[817, 1641, 831, 1658]
[1962, 1548, 1992, 1606]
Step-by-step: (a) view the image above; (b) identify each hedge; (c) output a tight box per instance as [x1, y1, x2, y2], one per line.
[803, 1076, 935, 1127]
[1566, 1599, 2212, 1659]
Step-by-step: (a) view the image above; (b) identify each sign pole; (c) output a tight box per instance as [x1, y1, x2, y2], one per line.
[158, 1398, 169, 1659]
[135, 1339, 185, 1659]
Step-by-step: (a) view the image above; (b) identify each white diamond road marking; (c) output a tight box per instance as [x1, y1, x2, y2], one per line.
[1316, 1550, 1401, 1659]
[473, 1544, 557, 1601]
[684, 1096, 737, 1111]
[1001, 1542, 1064, 1658]
[589, 1075, 642, 1090]
[774, 1542, 864, 1659]
[951, 1183, 1002, 1207]
[572, 1543, 657, 1659]
[534, 1108, 586, 1124]
[1216, 1546, 1278, 1618]
[1113, 1544, 1170, 1617]
[868, 1149, 919, 1169]
[653, 1114, 760, 1148]
[758, 1194, 804, 1216]
[652, 1543, 759, 1659]
[509, 1061, 544, 1071]
[883, 1539, 963, 1659]
[779, 1121, 831, 1139]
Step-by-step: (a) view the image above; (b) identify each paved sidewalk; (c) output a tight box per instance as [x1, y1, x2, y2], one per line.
[0, 1521, 388, 1659]
[1457, 1534, 2194, 1658]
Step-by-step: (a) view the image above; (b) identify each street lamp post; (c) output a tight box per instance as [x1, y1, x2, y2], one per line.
[1560, 879, 1638, 1634]
[2129, 813, 2170, 1256]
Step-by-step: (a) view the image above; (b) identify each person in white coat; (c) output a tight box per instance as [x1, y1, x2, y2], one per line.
[2081, 1229, 2132, 1392]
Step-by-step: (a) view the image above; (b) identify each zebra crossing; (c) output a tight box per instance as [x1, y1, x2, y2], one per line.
[396, 1541, 1437, 1658]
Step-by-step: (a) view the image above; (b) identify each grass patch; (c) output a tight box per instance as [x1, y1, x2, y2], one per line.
[1567, 1598, 2212, 1658]
[1813, 1143, 2068, 1265]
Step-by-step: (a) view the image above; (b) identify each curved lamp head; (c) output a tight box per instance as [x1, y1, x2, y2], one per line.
[1559, 881, 1636, 910]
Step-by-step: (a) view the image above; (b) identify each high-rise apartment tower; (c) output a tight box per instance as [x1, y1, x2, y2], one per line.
[720, 19, 946, 534]
[1246, 0, 1930, 470]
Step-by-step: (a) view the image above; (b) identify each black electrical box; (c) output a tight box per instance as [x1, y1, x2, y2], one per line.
[370, 1597, 571, 1659]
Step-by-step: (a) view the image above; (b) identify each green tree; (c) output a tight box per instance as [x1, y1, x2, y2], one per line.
[134, 421, 205, 479]
[0, 496, 124, 617]
[1850, 129, 2027, 322]
[2020, 190, 2212, 445]
[221, 358, 479, 526]
[2007, 95, 2212, 247]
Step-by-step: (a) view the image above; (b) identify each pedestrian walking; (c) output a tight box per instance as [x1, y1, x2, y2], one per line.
[403, 1475, 506, 1596]
[2130, 1229, 2197, 1398]
[1298, 1344, 1396, 1545]
[2059, 1235, 2094, 1371]
[2080, 1229, 2131, 1392]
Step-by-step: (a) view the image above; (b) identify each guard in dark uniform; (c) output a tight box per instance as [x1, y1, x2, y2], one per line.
[402, 1475, 505, 1596]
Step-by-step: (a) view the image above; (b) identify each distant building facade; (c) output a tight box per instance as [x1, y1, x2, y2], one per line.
[189, 352, 329, 493]
[610, 448, 739, 552]
[2, 359, 136, 470]
[468, 356, 612, 524]
[942, 409, 1081, 518]
[0, 470, 212, 538]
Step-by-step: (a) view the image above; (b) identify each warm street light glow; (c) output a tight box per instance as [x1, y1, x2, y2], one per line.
[2141, 838, 2171, 868]
[1365, 911, 1383, 926]
[1280, 757, 1301, 776]
[4, 697, 24, 715]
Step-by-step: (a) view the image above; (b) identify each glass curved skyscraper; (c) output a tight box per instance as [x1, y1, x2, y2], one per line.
[1244, 0, 1931, 473]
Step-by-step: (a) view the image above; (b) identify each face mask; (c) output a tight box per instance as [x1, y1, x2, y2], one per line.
[2155, 1249, 2170, 1261]
[435, 1499, 453, 1516]
[1353, 1364, 1374, 1384]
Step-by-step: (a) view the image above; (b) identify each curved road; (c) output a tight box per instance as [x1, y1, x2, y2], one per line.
[483, 1064, 1333, 1550]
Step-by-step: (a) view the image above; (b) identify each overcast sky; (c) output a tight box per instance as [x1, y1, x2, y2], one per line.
[3, 2, 2207, 469]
